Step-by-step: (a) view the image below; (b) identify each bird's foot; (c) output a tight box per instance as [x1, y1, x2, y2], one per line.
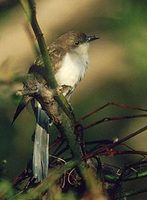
[57, 84, 73, 96]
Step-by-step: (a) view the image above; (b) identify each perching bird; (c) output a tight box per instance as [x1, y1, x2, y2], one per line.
[13, 31, 99, 182]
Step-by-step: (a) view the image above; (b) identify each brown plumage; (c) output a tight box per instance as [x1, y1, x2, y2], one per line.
[13, 31, 98, 123]
[31, 31, 87, 73]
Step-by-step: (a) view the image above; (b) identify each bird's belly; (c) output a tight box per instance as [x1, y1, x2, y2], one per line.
[55, 52, 88, 88]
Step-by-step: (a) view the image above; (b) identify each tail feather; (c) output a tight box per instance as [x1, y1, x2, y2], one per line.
[33, 102, 52, 181]
[12, 96, 32, 125]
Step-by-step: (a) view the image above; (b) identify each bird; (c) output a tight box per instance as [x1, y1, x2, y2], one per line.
[13, 31, 99, 182]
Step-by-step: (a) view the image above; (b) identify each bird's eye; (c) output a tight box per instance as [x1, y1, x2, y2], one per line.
[75, 41, 79, 45]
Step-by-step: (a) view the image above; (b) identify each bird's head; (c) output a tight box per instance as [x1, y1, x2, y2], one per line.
[56, 31, 99, 54]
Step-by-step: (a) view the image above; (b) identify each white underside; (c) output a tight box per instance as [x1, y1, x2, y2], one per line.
[55, 43, 89, 90]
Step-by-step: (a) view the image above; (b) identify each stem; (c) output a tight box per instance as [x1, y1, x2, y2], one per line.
[20, 0, 82, 166]
[123, 170, 147, 181]
[121, 188, 147, 198]
[27, 0, 57, 88]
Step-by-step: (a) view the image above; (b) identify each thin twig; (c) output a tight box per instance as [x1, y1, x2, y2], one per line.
[84, 114, 147, 130]
[85, 139, 113, 145]
[120, 188, 147, 198]
[25, 22, 39, 55]
[83, 125, 147, 159]
[81, 102, 147, 120]
[111, 125, 147, 148]
[112, 150, 147, 156]
[123, 170, 147, 181]
[49, 136, 63, 150]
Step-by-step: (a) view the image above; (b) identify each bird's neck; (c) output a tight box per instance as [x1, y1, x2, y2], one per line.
[72, 43, 89, 62]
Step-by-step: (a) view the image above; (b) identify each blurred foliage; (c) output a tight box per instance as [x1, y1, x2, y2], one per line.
[0, 180, 14, 200]
[0, 0, 18, 24]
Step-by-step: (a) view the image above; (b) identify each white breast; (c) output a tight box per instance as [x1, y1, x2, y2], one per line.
[55, 43, 89, 89]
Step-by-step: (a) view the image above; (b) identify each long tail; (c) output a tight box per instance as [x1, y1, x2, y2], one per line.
[32, 101, 52, 181]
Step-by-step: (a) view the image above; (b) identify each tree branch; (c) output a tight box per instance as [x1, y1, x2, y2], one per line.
[27, 0, 57, 88]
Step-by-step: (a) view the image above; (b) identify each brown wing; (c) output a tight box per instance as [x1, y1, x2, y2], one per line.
[47, 42, 65, 73]
[33, 42, 65, 74]
[13, 42, 65, 123]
